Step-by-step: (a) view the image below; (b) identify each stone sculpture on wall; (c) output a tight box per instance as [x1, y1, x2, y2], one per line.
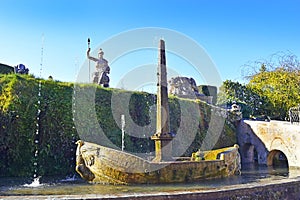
[87, 48, 110, 87]
[168, 76, 213, 104]
[14, 64, 29, 74]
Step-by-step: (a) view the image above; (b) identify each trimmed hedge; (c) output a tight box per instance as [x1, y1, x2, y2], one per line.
[0, 74, 77, 177]
[0, 74, 237, 177]
[0, 63, 14, 74]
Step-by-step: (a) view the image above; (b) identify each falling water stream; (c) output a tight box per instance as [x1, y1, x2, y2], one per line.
[22, 34, 45, 188]
[121, 114, 125, 151]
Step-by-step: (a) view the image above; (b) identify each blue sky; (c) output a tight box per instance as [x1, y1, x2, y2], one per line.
[1, 0, 299, 92]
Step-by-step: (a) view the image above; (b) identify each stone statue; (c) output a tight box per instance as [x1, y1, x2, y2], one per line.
[168, 77, 199, 97]
[75, 140, 95, 181]
[168, 76, 214, 104]
[229, 101, 243, 121]
[87, 48, 110, 87]
[14, 64, 29, 74]
[230, 101, 241, 112]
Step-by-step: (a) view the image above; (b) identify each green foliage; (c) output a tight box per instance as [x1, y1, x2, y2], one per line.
[0, 74, 79, 177]
[0, 74, 237, 177]
[217, 80, 268, 118]
[218, 52, 300, 120]
[248, 68, 300, 119]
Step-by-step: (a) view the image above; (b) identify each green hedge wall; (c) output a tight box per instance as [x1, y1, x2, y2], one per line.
[0, 74, 78, 177]
[0, 63, 14, 74]
[0, 74, 237, 177]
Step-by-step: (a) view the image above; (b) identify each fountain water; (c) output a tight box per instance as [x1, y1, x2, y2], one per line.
[62, 58, 81, 182]
[24, 35, 45, 187]
[1, 38, 300, 199]
[121, 114, 125, 151]
[2, 166, 300, 198]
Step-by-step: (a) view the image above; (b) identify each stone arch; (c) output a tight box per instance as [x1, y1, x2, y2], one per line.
[269, 137, 290, 168]
[267, 150, 289, 168]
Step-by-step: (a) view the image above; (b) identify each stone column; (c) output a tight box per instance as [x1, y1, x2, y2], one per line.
[151, 39, 173, 162]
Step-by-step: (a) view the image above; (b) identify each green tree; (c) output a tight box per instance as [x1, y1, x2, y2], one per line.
[243, 51, 300, 120]
[217, 80, 270, 118]
[248, 68, 300, 120]
[259, 64, 267, 73]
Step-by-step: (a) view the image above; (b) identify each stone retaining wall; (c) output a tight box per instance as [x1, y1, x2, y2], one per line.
[2, 179, 299, 199]
[98, 179, 300, 200]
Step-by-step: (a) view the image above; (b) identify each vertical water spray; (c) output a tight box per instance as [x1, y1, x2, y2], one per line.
[33, 82, 41, 181]
[67, 58, 79, 181]
[30, 34, 44, 186]
[121, 114, 125, 151]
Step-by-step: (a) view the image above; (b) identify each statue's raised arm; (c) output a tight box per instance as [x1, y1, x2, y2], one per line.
[87, 48, 98, 62]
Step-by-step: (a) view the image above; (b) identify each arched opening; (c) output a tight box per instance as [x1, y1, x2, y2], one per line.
[267, 150, 289, 168]
[241, 143, 258, 164]
[253, 147, 258, 163]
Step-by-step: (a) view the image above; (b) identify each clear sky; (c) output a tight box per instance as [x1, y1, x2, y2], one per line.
[1, 0, 299, 92]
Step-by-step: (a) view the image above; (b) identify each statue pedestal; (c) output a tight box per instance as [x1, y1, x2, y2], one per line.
[151, 132, 173, 162]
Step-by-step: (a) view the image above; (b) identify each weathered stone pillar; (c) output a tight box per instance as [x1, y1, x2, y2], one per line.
[151, 39, 173, 162]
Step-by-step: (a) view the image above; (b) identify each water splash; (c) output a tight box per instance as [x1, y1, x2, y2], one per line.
[24, 177, 43, 187]
[61, 174, 78, 182]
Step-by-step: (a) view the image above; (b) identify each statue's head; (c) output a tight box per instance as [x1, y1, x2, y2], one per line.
[98, 48, 104, 58]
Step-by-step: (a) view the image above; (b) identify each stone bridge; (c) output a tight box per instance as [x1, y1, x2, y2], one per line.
[237, 120, 300, 169]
